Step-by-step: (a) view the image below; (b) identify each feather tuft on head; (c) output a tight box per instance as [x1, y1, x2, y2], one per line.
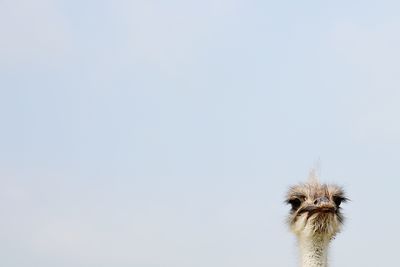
[308, 168, 319, 184]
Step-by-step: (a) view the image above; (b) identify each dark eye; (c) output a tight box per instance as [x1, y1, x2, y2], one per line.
[333, 196, 346, 207]
[288, 198, 302, 211]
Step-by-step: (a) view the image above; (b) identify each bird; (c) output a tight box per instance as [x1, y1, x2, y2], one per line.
[285, 170, 348, 267]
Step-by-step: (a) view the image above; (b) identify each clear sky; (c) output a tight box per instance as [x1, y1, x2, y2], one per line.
[1, 0, 400, 266]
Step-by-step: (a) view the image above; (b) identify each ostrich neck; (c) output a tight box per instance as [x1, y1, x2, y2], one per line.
[298, 235, 330, 267]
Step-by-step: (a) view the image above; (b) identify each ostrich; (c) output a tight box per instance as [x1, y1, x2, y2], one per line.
[285, 171, 348, 267]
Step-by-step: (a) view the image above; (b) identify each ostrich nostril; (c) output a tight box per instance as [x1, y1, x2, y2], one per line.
[314, 199, 318, 205]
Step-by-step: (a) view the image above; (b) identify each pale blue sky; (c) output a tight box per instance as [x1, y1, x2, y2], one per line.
[1, 0, 400, 266]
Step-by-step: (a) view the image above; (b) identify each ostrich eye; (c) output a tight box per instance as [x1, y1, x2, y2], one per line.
[288, 198, 302, 211]
[333, 196, 346, 207]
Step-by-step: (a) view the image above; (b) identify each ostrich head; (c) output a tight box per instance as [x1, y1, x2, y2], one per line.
[285, 174, 348, 240]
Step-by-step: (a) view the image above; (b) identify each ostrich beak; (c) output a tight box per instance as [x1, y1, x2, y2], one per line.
[314, 196, 329, 205]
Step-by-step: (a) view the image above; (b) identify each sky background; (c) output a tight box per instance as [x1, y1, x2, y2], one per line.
[1, 0, 400, 266]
